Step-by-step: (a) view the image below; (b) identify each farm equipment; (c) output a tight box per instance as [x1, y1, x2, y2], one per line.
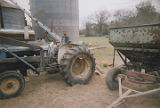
[0, 0, 95, 99]
[106, 23, 160, 108]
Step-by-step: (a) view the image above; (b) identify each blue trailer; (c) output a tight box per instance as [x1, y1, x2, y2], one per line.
[107, 23, 160, 108]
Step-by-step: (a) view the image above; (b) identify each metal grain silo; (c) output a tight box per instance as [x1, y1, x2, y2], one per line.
[30, 0, 79, 42]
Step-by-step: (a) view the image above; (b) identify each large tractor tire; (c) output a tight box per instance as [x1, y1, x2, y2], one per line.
[106, 67, 121, 90]
[0, 71, 25, 99]
[60, 46, 95, 86]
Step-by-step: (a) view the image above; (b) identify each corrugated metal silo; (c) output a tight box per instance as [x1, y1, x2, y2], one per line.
[30, 0, 79, 42]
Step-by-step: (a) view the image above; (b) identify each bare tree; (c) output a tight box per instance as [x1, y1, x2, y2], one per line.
[111, 9, 136, 27]
[84, 10, 110, 36]
[110, 1, 160, 28]
[85, 21, 92, 36]
[135, 1, 160, 24]
[92, 10, 110, 36]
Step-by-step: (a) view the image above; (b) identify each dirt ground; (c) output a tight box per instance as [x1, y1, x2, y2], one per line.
[1, 37, 160, 108]
[0, 72, 160, 108]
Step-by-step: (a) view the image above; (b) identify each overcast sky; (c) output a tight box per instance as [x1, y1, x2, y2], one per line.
[16, 0, 160, 28]
[79, 0, 160, 28]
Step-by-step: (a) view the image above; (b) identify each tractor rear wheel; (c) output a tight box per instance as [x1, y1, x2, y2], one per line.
[60, 46, 95, 86]
[0, 71, 25, 99]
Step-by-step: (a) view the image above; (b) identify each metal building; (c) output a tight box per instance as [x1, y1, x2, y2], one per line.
[30, 0, 79, 42]
[0, 1, 25, 29]
[0, 1, 35, 41]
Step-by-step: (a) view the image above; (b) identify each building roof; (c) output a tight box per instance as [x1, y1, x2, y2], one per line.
[0, 0, 18, 9]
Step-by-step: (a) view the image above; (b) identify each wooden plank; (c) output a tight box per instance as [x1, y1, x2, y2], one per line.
[122, 70, 160, 82]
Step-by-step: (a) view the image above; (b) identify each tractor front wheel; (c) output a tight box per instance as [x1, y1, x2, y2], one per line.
[0, 71, 25, 99]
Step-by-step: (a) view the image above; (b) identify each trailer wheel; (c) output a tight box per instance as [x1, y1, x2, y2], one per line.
[106, 67, 121, 90]
[60, 46, 95, 86]
[0, 71, 25, 99]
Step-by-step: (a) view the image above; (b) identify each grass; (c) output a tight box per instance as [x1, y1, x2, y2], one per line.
[79, 36, 110, 46]
[79, 36, 116, 66]
[79, 36, 114, 57]
[79, 36, 123, 68]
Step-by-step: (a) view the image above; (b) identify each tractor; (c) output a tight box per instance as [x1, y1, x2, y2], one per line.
[0, 0, 95, 99]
